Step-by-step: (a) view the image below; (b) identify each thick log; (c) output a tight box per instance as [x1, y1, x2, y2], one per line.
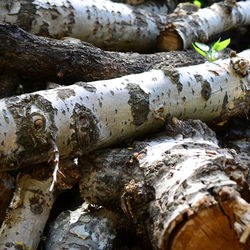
[0, 0, 174, 52]
[45, 203, 118, 250]
[157, 0, 250, 51]
[79, 119, 250, 249]
[0, 23, 206, 98]
[0, 49, 249, 171]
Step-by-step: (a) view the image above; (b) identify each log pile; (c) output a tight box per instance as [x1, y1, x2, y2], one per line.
[0, 0, 249, 249]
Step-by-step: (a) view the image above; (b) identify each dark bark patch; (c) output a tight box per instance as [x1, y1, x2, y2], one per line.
[194, 74, 211, 101]
[16, 1, 37, 32]
[126, 83, 150, 126]
[221, 92, 229, 113]
[29, 193, 45, 215]
[5, 94, 57, 165]
[71, 103, 100, 153]
[76, 82, 97, 92]
[162, 66, 183, 93]
[57, 88, 75, 100]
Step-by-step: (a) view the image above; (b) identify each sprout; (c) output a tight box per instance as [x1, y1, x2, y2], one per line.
[192, 38, 231, 62]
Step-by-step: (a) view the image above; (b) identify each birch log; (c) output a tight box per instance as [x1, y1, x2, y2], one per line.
[0, 159, 80, 250]
[78, 119, 250, 249]
[157, 0, 250, 51]
[0, 50, 249, 171]
[0, 23, 206, 97]
[0, 172, 55, 250]
[0, 0, 174, 52]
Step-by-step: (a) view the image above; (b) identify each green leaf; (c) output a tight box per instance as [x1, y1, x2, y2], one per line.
[213, 38, 231, 51]
[192, 43, 207, 58]
[211, 38, 221, 51]
[193, 0, 202, 8]
[194, 42, 210, 52]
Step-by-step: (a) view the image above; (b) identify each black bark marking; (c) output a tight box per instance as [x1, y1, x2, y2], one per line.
[134, 9, 148, 27]
[29, 192, 45, 215]
[221, 92, 229, 114]
[57, 88, 75, 100]
[162, 66, 183, 93]
[76, 82, 97, 92]
[70, 103, 100, 154]
[126, 83, 150, 126]
[194, 74, 211, 101]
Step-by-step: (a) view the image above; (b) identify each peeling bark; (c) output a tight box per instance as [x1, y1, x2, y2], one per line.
[0, 50, 249, 171]
[79, 119, 250, 249]
[0, 23, 207, 98]
[45, 203, 118, 250]
[0, 0, 175, 52]
[157, 0, 250, 51]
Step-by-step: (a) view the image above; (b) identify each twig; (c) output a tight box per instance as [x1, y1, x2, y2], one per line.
[49, 139, 60, 192]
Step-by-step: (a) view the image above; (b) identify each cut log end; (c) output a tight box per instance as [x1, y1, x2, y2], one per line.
[167, 205, 242, 250]
[157, 27, 183, 51]
[160, 187, 250, 250]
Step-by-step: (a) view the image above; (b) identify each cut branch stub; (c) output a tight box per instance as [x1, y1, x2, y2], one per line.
[157, 1, 250, 51]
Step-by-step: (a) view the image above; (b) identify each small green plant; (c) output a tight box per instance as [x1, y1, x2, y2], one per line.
[192, 38, 231, 62]
[188, 0, 203, 8]
[193, 0, 202, 8]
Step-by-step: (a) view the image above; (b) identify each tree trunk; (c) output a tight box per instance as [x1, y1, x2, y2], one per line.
[0, 0, 175, 52]
[78, 119, 250, 249]
[0, 23, 206, 97]
[157, 0, 250, 51]
[0, 49, 249, 171]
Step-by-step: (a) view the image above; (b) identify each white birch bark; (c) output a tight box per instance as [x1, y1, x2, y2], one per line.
[157, 0, 250, 51]
[0, 173, 55, 250]
[0, 50, 249, 171]
[0, 0, 171, 52]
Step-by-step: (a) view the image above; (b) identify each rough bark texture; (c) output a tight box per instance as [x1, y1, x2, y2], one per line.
[157, 0, 250, 51]
[0, 23, 207, 98]
[45, 203, 118, 250]
[0, 172, 15, 225]
[0, 49, 249, 171]
[0, 0, 175, 52]
[78, 119, 250, 249]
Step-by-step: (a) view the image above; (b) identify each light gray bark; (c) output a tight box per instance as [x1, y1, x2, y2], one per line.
[0, 50, 249, 171]
[0, 0, 174, 52]
[45, 203, 118, 250]
[157, 0, 250, 51]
